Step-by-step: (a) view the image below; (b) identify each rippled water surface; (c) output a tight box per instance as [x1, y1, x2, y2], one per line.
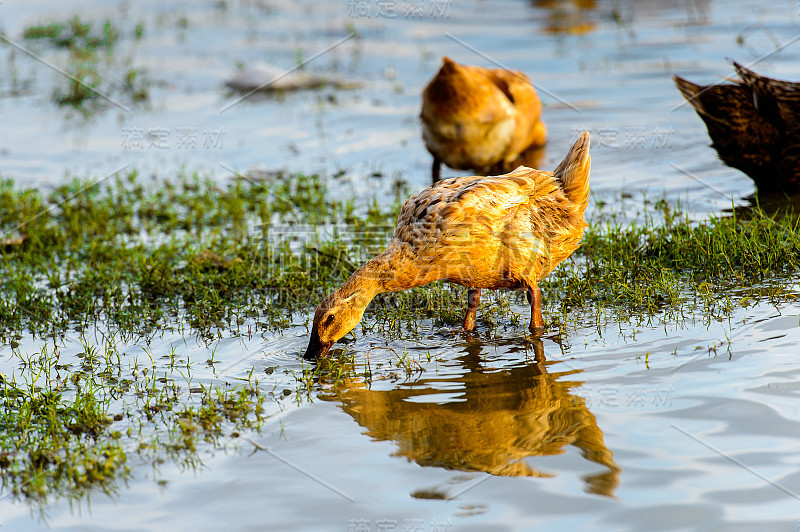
[2, 0, 800, 530]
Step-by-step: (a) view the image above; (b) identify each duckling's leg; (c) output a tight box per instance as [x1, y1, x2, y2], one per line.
[463, 288, 481, 331]
[432, 157, 441, 183]
[526, 284, 544, 332]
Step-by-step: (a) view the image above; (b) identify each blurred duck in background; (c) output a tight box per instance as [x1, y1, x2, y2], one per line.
[421, 57, 548, 183]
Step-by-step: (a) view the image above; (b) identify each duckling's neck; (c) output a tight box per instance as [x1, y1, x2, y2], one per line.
[335, 247, 416, 305]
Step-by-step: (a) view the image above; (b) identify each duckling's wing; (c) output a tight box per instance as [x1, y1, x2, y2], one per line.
[398, 174, 523, 224]
[450, 167, 557, 215]
[674, 75, 780, 181]
[394, 170, 550, 245]
[734, 62, 800, 134]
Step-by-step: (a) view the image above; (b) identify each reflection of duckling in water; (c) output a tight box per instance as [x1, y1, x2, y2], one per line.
[674, 62, 800, 194]
[304, 133, 590, 359]
[421, 57, 548, 182]
[320, 338, 621, 496]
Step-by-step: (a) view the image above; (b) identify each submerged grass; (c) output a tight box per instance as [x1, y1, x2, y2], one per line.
[21, 15, 149, 111]
[2, 171, 800, 506]
[0, 342, 128, 502]
[3, 171, 800, 339]
[1, 172, 377, 338]
[0, 331, 269, 506]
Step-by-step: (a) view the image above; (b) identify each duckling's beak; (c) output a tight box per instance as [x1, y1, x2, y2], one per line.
[303, 330, 333, 360]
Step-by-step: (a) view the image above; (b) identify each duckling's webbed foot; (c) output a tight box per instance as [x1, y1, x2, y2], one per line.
[527, 284, 544, 332]
[463, 288, 481, 331]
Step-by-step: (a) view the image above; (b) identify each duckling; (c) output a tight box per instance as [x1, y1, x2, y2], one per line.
[674, 62, 800, 193]
[304, 132, 590, 359]
[421, 57, 548, 183]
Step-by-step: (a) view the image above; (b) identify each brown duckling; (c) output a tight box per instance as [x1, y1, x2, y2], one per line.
[421, 57, 548, 183]
[674, 62, 800, 193]
[304, 132, 590, 359]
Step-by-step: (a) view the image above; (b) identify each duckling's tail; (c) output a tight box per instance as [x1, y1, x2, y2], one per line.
[554, 131, 591, 207]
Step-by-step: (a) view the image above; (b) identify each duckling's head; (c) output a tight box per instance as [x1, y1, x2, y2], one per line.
[303, 291, 367, 360]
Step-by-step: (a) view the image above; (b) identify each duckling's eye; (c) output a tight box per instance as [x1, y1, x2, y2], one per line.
[323, 314, 335, 327]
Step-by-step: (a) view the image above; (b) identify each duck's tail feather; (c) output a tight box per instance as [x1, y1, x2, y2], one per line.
[673, 75, 706, 115]
[733, 61, 800, 133]
[732, 61, 800, 96]
[732, 61, 768, 89]
[554, 131, 591, 207]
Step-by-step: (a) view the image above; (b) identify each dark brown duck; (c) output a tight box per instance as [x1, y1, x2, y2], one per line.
[674, 62, 800, 194]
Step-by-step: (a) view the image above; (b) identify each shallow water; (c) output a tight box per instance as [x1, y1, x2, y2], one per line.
[5, 304, 800, 530]
[3, 0, 800, 530]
